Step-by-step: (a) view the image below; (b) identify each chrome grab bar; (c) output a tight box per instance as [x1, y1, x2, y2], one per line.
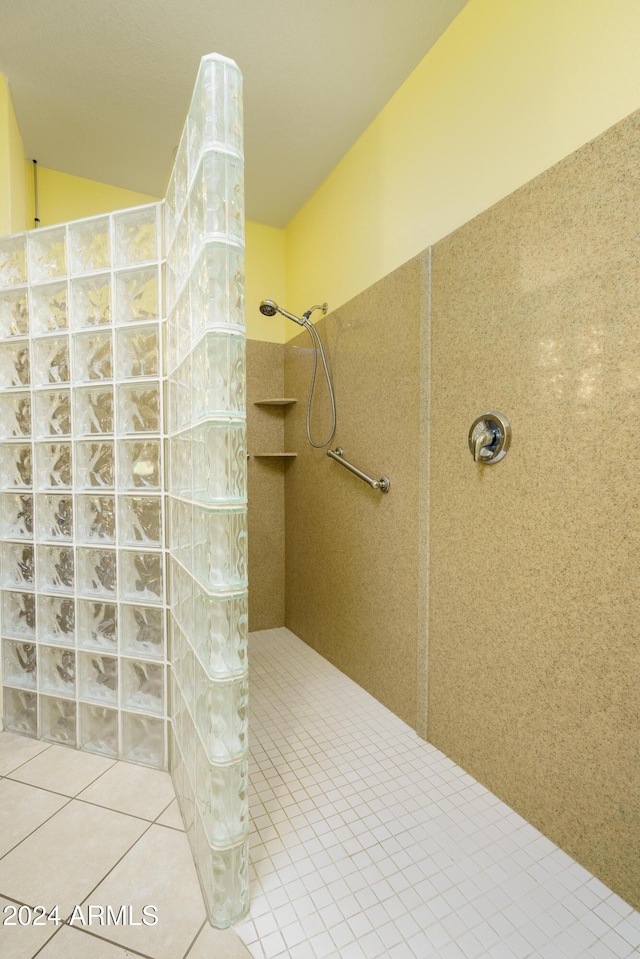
[327, 447, 390, 494]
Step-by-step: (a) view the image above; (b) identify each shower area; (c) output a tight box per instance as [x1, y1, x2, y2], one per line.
[0, 54, 249, 928]
[0, 46, 640, 959]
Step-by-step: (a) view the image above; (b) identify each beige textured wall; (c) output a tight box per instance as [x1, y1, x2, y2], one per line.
[429, 110, 640, 909]
[284, 256, 429, 727]
[246, 341, 286, 630]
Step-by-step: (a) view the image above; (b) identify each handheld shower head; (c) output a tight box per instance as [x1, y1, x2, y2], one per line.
[258, 299, 306, 326]
[259, 299, 279, 317]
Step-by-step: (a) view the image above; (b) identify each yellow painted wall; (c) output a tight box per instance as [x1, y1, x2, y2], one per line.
[25, 165, 157, 229]
[0, 75, 27, 235]
[285, 0, 640, 337]
[245, 221, 287, 342]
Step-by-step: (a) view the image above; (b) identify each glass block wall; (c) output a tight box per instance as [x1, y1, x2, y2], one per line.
[0, 204, 167, 767]
[0, 54, 248, 926]
[165, 55, 249, 927]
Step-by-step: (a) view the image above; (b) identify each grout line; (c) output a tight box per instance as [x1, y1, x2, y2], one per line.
[182, 917, 207, 959]
[0, 794, 74, 863]
[0, 739, 54, 778]
[31, 920, 158, 959]
[77, 820, 154, 916]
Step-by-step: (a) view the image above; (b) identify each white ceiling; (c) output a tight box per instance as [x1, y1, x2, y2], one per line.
[0, 0, 468, 227]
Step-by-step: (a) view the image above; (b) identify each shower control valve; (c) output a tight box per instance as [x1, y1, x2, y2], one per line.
[468, 411, 511, 464]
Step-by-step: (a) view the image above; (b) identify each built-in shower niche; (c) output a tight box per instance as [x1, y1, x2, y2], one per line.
[0, 52, 248, 928]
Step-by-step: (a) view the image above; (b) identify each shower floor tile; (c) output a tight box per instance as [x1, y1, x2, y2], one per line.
[238, 627, 640, 959]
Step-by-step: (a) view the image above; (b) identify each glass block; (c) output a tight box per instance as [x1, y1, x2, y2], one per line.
[69, 216, 111, 274]
[3, 687, 37, 736]
[122, 711, 165, 768]
[0, 287, 29, 337]
[0, 493, 33, 539]
[32, 335, 69, 385]
[0, 235, 27, 287]
[191, 332, 245, 421]
[73, 330, 113, 382]
[195, 676, 247, 763]
[0, 442, 32, 488]
[37, 595, 75, 646]
[118, 439, 161, 490]
[190, 243, 244, 339]
[31, 281, 68, 333]
[193, 506, 247, 591]
[170, 559, 194, 638]
[0, 391, 31, 438]
[168, 497, 192, 571]
[76, 547, 117, 598]
[79, 702, 118, 757]
[36, 545, 74, 593]
[195, 745, 248, 846]
[73, 386, 113, 435]
[120, 604, 164, 660]
[192, 422, 246, 504]
[35, 442, 72, 489]
[170, 212, 189, 298]
[3, 638, 37, 688]
[174, 284, 190, 366]
[190, 152, 244, 258]
[1, 590, 35, 639]
[71, 274, 111, 327]
[77, 600, 117, 652]
[75, 440, 114, 489]
[1, 542, 34, 589]
[28, 226, 67, 281]
[40, 694, 76, 746]
[188, 57, 243, 177]
[34, 389, 71, 438]
[121, 659, 164, 715]
[173, 356, 191, 432]
[116, 325, 159, 379]
[171, 617, 195, 711]
[76, 494, 116, 544]
[36, 494, 73, 542]
[79, 651, 118, 705]
[114, 206, 158, 267]
[0, 340, 30, 387]
[201, 836, 249, 928]
[117, 384, 160, 434]
[118, 495, 162, 547]
[119, 550, 163, 604]
[114, 267, 159, 323]
[39, 646, 76, 698]
[168, 432, 191, 499]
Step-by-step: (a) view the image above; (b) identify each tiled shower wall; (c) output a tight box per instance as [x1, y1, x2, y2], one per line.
[0, 54, 248, 927]
[0, 204, 167, 766]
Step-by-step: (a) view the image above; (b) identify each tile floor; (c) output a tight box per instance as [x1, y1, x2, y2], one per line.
[235, 628, 640, 959]
[0, 732, 249, 959]
[1, 626, 639, 959]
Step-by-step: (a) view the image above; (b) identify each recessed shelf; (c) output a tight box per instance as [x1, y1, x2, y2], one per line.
[253, 398, 297, 407]
[250, 452, 297, 458]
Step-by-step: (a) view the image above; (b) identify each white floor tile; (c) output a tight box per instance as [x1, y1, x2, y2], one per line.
[85, 825, 205, 959]
[0, 894, 59, 959]
[0, 733, 50, 777]
[77, 760, 175, 821]
[0, 800, 146, 918]
[0, 779, 67, 858]
[7, 745, 115, 797]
